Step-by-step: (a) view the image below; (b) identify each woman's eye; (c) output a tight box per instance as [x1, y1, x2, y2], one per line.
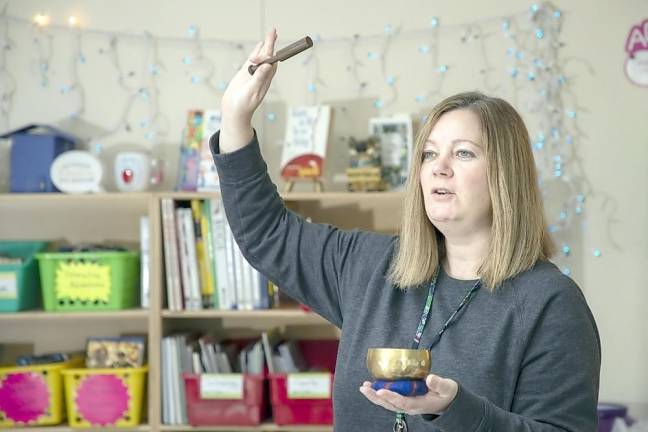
[422, 151, 436, 161]
[456, 150, 475, 159]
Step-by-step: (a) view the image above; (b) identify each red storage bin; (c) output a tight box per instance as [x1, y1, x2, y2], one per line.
[269, 340, 338, 425]
[183, 373, 266, 426]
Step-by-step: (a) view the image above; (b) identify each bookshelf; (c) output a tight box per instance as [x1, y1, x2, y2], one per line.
[0, 190, 403, 431]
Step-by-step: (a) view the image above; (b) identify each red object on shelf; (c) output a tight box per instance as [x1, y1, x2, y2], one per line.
[299, 303, 311, 312]
[269, 340, 338, 425]
[183, 373, 267, 426]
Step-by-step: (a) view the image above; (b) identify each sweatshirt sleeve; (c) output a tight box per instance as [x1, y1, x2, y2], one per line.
[426, 278, 601, 431]
[209, 130, 377, 327]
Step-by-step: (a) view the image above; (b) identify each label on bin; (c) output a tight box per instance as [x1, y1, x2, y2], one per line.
[287, 373, 331, 399]
[0, 272, 17, 299]
[200, 374, 244, 399]
[55, 262, 111, 302]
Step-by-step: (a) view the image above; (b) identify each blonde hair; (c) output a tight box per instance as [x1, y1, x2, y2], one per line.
[388, 91, 556, 291]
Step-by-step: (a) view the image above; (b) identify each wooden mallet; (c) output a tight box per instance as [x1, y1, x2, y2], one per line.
[248, 36, 313, 75]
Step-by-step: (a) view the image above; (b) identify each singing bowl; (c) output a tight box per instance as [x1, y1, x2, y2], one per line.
[366, 348, 431, 380]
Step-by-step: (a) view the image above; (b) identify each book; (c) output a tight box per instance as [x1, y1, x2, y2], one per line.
[161, 198, 182, 310]
[197, 110, 222, 191]
[191, 199, 214, 307]
[16, 352, 69, 366]
[139, 216, 150, 309]
[208, 199, 230, 310]
[85, 335, 146, 368]
[0, 343, 33, 365]
[261, 329, 282, 374]
[277, 340, 308, 373]
[280, 105, 332, 180]
[176, 110, 204, 191]
[176, 207, 202, 310]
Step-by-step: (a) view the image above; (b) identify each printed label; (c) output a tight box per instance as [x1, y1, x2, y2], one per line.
[287, 373, 331, 399]
[0, 272, 17, 299]
[200, 374, 244, 399]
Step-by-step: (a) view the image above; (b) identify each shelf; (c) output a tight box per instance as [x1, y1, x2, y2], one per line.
[160, 423, 332, 431]
[0, 309, 149, 321]
[162, 308, 328, 325]
[155, 190, 402, 202]
[0, 192, 153, 203]
[282, 191, 404, 201]
[7, 425, 150, 431]
[156, 191, 221, 200]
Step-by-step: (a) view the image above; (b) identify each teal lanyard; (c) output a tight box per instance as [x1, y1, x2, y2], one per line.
[394, 271, 482, 432]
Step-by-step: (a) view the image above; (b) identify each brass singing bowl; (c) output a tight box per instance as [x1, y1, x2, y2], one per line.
[366, 348, 431, 380]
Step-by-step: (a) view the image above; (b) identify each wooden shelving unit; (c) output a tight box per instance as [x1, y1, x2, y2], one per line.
[0, 190, 403, 430]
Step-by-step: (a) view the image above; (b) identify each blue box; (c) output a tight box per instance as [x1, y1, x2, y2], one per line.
[1, 124, 77, 193]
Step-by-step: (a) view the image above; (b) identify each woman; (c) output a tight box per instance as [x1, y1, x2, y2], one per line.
[211, 29, 600, 431]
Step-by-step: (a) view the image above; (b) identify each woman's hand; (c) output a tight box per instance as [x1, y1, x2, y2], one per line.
[221, 28, 278, 126]
[359, 374, 459, 415]
[219, 28, 278, 153]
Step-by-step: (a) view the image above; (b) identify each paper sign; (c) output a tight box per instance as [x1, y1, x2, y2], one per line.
[625, 18, 648, 87]
[0, 272, 17, 299]
[287, 373, 331, 399]
[50, 150, 104, 193]
[55, 262, 111, 301]
[200, 374, 244, 399]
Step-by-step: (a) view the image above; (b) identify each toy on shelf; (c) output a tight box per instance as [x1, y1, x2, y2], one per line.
[346, 137, 387, 192]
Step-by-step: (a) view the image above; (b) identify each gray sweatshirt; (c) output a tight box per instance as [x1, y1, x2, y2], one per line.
[210, 131, 601, 432]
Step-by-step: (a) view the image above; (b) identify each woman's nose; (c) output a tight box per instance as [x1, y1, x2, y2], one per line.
[432, 156, 453, 177]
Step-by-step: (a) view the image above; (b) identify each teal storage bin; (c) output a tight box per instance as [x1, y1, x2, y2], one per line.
[0, 241, 47, 312]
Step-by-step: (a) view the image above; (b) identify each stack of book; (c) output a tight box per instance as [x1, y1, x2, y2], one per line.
[161, 198, 279, 311]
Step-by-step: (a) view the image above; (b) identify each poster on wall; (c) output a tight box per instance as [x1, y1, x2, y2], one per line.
[625, 18, 648, 87]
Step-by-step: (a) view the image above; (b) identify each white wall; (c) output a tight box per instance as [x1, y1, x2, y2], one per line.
[1, 0, 647, 416]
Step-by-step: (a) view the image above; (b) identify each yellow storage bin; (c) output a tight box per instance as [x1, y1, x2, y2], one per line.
[62, 366, 147, 428]
[0, 357, 83, 427]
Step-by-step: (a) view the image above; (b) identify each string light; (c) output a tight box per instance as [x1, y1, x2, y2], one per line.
[0, 5, 611, 272]
[33, 14, 49, 28]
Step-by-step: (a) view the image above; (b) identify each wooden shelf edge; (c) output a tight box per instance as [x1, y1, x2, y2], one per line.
[160, 423, 332, 431]
[0, 309, 150, 320]
[0, 192, 153, 202]
[0, 190, 403, 203]
[161, 308, 328, 323]
[7, 425, 150, 431]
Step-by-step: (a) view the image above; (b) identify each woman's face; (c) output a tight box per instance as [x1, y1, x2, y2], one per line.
[419, 109, 492, 235]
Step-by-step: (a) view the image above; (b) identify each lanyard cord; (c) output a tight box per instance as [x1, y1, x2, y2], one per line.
[410, 272, 482, 350]
[394, 270, 481, 432]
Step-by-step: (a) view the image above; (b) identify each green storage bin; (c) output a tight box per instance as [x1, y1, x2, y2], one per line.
[36, 250, 140, 311]
[0, 241, 47, 312]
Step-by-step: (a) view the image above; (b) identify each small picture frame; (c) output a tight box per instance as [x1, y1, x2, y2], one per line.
[368, 115, 414, 190]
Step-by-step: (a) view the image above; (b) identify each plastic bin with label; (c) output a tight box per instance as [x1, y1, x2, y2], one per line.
[0, 241, 47, 312]
[268, 340, 338, 425]
[0, 357, 83, 427]
[183, 373, 267, 426]
[61, 366, 147, 428]
[36, 250, 139, 311]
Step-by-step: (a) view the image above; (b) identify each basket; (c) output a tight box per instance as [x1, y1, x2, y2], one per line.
[268, 340, 338, 425]
[0, 241, 47, 312]
[36, 250, 139, 311]
[0, 357, 83, 426]
[61, 366, 147, 428]
[183, 373, 267, 426]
